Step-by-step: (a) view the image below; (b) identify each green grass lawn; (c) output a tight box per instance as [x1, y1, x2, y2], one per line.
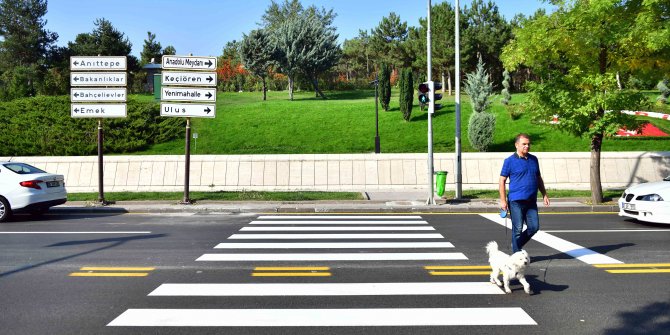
[134, 89, 669, 155]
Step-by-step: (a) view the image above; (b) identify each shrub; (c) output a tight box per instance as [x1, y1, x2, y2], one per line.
[464, 57, 496, 152]
[398, 68, 413, 121]
[501, 70, 512, 105]
[0, 96, 184, 156]
[657, 80, 669, 105]
[378, 63, 391, 111]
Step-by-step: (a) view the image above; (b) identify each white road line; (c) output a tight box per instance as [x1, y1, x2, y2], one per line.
[196, 253, 467, 261]
[240, 226, 435, 231]
[257, 215, 423, 219]
[149, 282, 504, 296]
[250, 220, 428, 224]
[544, 229, 670, 233]
[228, 233, 444, 239]
[214, 242, 455, 249]
[108, 308, 536, 326]
[0, 231, 152, 234]
[479, 214, 623, 264]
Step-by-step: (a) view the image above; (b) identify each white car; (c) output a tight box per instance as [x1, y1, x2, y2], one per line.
[0, 162, 67, 222]
[619, 176, 670, 224]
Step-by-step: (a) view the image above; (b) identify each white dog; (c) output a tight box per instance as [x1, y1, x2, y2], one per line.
[486, 241, 531, 294]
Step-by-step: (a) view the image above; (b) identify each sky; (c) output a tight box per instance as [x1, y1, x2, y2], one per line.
[44, 0, 555, 59]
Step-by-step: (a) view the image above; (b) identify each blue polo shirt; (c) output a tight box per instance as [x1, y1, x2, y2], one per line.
[501, 152, 541, 201]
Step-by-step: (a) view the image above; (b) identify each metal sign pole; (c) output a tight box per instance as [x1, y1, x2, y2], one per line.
[374, 73, 381, 153]
[426, 0, 435, 205]
[182, 117, 192, 204]
[455, 0, 463, 199]
[97, 118, 106, 204]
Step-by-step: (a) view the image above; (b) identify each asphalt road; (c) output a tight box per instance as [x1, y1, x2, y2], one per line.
[1, 212, 669, 335]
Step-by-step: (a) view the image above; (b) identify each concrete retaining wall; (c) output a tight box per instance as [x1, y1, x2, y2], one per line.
[2, 152, 669, 193]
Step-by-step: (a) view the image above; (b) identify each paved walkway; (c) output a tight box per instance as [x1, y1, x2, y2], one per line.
[53, 192, 619, 214]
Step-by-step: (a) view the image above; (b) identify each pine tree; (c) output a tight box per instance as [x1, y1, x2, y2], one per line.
[241, 29, 275, 101]
[465, 57, 496, 152]
[140, 31, 162, 65]
[378, 63, 391, 111]
[399, 68, 413, 121]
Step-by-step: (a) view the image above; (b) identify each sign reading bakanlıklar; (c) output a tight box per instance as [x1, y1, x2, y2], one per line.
[160, 55, 217, 118]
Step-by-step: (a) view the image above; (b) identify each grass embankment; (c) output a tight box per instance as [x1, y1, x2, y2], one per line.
[134, 89, 669, 155]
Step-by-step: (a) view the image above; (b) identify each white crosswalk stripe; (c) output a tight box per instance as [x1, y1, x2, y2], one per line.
[108, 214, 537, 328]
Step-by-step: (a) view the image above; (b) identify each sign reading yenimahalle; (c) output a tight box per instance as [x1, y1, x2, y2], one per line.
[161, 87, 216, 102]
[160, 103, 215, 118]
[162, 55, 217, 70]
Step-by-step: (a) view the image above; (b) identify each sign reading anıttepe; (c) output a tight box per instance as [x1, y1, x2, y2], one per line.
[70, 56, 127, 71]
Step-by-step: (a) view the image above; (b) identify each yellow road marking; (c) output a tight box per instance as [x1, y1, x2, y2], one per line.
[69, 272, 149, 277]
[252, 272, 332, 277]
[594, 263, 670, 268]
[254, 267, 330, 271]
[79, 267, 155, 271]
[428, 271, 490, 276]
[606, 269, 670, 274]
[425, 265, 491, 270]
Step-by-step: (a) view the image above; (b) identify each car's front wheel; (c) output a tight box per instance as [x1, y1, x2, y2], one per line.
[0, 197, 11, 223]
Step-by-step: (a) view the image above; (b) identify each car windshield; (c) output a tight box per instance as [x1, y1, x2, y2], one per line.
[2, 163, 46, 175]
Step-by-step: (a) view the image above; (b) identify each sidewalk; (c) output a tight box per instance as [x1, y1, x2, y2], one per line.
[52, 191, 619, 214]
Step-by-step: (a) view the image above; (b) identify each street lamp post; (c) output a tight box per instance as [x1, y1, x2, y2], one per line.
[371, 74, 381, 154]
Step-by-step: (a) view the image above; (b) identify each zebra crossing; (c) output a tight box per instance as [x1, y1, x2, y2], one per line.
[108, 214, 537, 328]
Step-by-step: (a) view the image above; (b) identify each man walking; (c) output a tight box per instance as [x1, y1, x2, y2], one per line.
[499, 133, 550, 252]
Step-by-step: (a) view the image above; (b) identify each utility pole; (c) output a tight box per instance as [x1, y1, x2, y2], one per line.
[426, 0, 435, 205]
[455, 0, 463, 199]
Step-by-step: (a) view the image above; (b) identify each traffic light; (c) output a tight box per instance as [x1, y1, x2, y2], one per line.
[417, 81, 442, 113]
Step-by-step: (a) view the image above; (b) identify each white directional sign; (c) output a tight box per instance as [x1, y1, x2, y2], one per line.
[162, 71, 217, 86]
[70, 72, 127, 86]
[162, 55, 217, 71]
[71, 88, 127, 102]
[161, 87, 216, 102]
[71, 103, 127, 118]
[70, 56, 127, 71]
[161, 103, 216, 118]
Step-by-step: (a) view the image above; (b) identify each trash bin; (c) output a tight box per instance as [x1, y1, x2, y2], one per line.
[435, 171, 448, 197]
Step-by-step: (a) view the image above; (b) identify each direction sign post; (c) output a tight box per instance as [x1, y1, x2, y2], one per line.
[70, 56, 128, 205]
[160, 55, 218, 204]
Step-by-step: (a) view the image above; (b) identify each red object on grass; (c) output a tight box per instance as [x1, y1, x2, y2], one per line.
[616, 123, 668, 137]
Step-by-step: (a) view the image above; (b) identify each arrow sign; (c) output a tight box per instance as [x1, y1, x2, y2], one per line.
[70, 72, 127, 86]
[71, 88, 127, 102]
[161, 87, 217, 102]
[161, 71, 217, 86]
[162, 55, 217, 70]
[70, 56, 127, 71]
[160, 103, 216, 118]
[71, 103, 127, 118]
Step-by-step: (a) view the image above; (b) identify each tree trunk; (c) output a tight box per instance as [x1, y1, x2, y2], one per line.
[616, 71, 622, 90]
[262, 77, 267, 101]
[441, 71, 446, 93]
[312, 76, 326, 99]
[590, 132, 604, 204]
[288, 76, 294, 101]
[447, 70, 452, 96]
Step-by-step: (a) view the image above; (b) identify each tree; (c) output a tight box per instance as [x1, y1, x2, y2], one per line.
[657, 80, 669, 105]
[299, 17, 341, 99]
[371, 12, 409, 69]
[163, 45, 176, 56]
[0, 0, 58, 100]
[461, 0, 512, 88]
[501, 0, 668, 204]
[140, 31, 162, 65]
[378, 63, 391, 111]
[240, 29, 275, 100]
[68, 18, 132, 57]
[272, 17, 309, 100]
[465, 57, 495, 152]
[398, 68, 413, 121]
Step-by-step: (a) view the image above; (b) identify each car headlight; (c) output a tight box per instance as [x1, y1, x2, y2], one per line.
[638, 194, 664, 201]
